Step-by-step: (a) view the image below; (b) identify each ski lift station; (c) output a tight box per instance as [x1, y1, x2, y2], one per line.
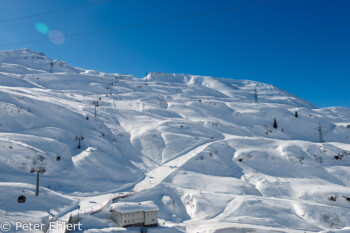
[110, 201, 159, 227]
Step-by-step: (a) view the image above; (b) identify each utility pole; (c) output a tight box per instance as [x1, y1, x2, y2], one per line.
[93, 100, 99, 117]
[75, 136, 84, 149]
[31, 168, 46, 196]
[318, 123, 325, 143]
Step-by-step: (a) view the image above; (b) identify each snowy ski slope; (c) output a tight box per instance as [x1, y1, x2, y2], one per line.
[1, 49, 350, 232]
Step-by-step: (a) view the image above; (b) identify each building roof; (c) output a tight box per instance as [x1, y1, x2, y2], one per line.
[110, 201, 159, 214]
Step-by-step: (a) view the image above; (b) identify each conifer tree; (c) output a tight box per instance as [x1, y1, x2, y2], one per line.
[273, 118, 278, 129]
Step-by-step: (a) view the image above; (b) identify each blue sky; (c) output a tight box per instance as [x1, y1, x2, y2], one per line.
[0, 0, 349, 108]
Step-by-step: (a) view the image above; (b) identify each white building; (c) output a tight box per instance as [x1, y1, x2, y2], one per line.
[110, 201, 159, 227]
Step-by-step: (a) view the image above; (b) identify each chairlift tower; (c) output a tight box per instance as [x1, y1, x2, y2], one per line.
[318, 123, 325, 143]
[107, 82, 113, 95]
[75, 136, 84, 149]
[145, 72, 148, 86]
[31, 167, 46, 196]
[254, 87, 258, 103]
[93, 100, 99, 117]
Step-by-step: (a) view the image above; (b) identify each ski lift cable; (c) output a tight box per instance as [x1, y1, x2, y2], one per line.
[0, 0, 276, 47]
[0, 0, 115, 23]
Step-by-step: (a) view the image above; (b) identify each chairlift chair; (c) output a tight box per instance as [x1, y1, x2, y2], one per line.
[18, 191, 26, 203]
[18, 195, 26, 203]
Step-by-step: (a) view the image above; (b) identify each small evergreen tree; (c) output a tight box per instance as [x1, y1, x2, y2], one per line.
[273, 118, 278, 129]
[295, 111, 298, 118]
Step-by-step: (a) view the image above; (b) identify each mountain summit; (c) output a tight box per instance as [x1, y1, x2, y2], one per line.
[0, 48, 82, 74]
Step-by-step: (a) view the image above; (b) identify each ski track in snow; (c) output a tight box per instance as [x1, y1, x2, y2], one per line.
[134, 138, 222, 192]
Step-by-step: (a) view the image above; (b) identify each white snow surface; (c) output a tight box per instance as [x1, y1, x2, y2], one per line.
[0, 49, 350, 232]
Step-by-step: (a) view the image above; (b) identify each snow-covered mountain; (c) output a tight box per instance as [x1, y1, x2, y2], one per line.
[1, 48, 350, 233]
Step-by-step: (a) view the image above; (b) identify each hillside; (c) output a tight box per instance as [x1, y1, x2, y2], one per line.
[1, 48, 350, 233]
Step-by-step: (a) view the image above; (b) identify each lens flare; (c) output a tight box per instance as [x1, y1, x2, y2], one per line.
[35, 22, 49, 34]
[48, 30, 65, 45]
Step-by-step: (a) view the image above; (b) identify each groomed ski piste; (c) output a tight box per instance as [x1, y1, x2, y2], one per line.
[1, 48, 350, 233]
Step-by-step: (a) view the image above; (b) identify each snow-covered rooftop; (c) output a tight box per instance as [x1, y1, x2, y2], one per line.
[110, 201, 159, 214]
